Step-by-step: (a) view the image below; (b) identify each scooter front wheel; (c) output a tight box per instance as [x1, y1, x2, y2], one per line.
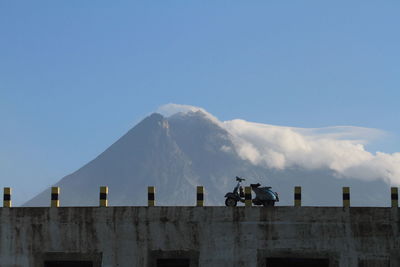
[225, 197, 237, 207]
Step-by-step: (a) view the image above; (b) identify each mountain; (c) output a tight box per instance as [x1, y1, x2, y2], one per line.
[25, 110, 392, 207]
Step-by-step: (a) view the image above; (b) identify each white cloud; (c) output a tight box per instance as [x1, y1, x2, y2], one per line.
[157, 103, 220, 124]
[223, 119, 399, 185]
[158, 104, 400, 185]
[157, 103, 205, 117]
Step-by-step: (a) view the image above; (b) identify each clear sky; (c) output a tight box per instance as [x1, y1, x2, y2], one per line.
[1, 1, 399, 205]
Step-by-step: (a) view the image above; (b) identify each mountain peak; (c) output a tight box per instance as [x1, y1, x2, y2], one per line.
[169, 109, 215, 123]
[148, 112, 164, 120]
[157, 103, 219, 124]
[132, 112, 166, 132]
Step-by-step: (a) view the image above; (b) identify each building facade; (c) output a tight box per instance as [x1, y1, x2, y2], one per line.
[0, 206, 398, 267]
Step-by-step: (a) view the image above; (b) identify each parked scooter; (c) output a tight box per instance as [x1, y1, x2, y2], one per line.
[224, 176, 279, 207]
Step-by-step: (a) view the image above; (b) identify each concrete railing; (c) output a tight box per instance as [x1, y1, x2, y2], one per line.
[2, 186, 399, 208]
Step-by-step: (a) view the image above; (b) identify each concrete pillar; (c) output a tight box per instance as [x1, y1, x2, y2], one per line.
[391, 187, 398, 208]
[245, 186, 252, 207]
[148, 186, 155, 207]
[3, 187, 11, 208]
[294, 186, 301, 207]
[343, 187, 350, 208]
[196, 186, 204, 207]
[100, 186, 108, 207]
[51, 187, 60, 207]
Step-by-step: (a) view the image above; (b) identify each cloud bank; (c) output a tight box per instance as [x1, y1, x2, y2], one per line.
[159, 104, 400, 185]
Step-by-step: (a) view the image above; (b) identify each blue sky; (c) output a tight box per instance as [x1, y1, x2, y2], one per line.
[1, 1, 399, 205]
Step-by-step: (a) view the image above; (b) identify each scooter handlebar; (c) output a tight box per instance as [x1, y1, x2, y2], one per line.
[236, 176, 246, 182]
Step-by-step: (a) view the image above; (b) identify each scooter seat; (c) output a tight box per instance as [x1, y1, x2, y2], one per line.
[260, 186, 272, 189]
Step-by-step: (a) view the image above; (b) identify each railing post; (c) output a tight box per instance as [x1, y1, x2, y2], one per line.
[245, 186, 252, 207]
[100, 186, 108, 207]
[294, 186, 301, 207]
[3, 187, 11, 208]
[196, 186, 204, 207]
[343, 187, 350, 208]
[51, 187, 60, 207]
[148, 186, 155, 207]
[391, 187, 398, 208]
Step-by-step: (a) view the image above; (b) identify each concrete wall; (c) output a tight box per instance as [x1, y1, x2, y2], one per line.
[0, 206, 398, 267]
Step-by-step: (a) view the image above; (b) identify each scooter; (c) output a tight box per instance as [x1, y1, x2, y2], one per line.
[224, 176, 279, 207]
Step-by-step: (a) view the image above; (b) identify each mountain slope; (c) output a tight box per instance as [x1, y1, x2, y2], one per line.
[25, 110, 392, 207]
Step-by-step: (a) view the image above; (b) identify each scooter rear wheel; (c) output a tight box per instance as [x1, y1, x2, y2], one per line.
[263, 200, 275, 207]
[225, 198, 237, 207]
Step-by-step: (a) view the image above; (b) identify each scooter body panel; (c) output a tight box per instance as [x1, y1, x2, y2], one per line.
[254, 187, 278, 201]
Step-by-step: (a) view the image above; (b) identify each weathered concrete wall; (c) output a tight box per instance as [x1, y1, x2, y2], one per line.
[0, 207, 398, 267]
